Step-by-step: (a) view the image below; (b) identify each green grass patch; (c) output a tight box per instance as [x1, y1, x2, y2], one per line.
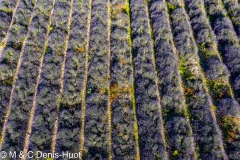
[167, 2, 176, 13]
[178, 62, 195, 81]
[207, 79, 231, 101]
[0, 7, 13, 14]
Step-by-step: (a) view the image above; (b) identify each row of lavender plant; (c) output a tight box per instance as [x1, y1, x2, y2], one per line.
[203, 0, 240, 158]
[1, 0, 56, 154]
[184, 0, 240, 159]
[166, 0, 227, 159]
[4, 0, 56, 155]
[109, 0, 139, 159]
[27, 0, 71, 153]
[81, 0, 111, 158]
[0, 0, 19, 42]
[129, 0, 169, 159]
[184, 0, 233, 102]
[147, 0, 198, 159]
[203, 0, 240, 103]
[0, 0, 37, 151]
[221, 0, 240, 37]
[55, 0, 91, 154]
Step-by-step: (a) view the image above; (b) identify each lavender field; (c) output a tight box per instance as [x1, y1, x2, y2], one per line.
[0, 0, 240, 159]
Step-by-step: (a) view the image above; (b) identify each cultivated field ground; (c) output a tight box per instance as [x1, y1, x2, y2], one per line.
[0, 0, 240, 159]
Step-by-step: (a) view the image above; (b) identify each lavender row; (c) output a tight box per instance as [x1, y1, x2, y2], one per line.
[217, 98, 240, 160]
[109, 0, 138, 159]
[222, 0, 240, 37]
[166, 0, 227, 159]
[203, 0, 240, 103]
[203, 0, 240, 158]
[55, 0, 91, 154]
[28, 0, 71, 153]
[1, 0, 55, 153]
[184, 1, 240, 159]
[148, 0, 196, 159]
[82, 0, 110, 159]
[0, 0, 18, 42]
[0, 0, 36, 117]
[0, 0, 37, 151]
[184, 0, 232, 102]
[129, 0, 168, 158]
